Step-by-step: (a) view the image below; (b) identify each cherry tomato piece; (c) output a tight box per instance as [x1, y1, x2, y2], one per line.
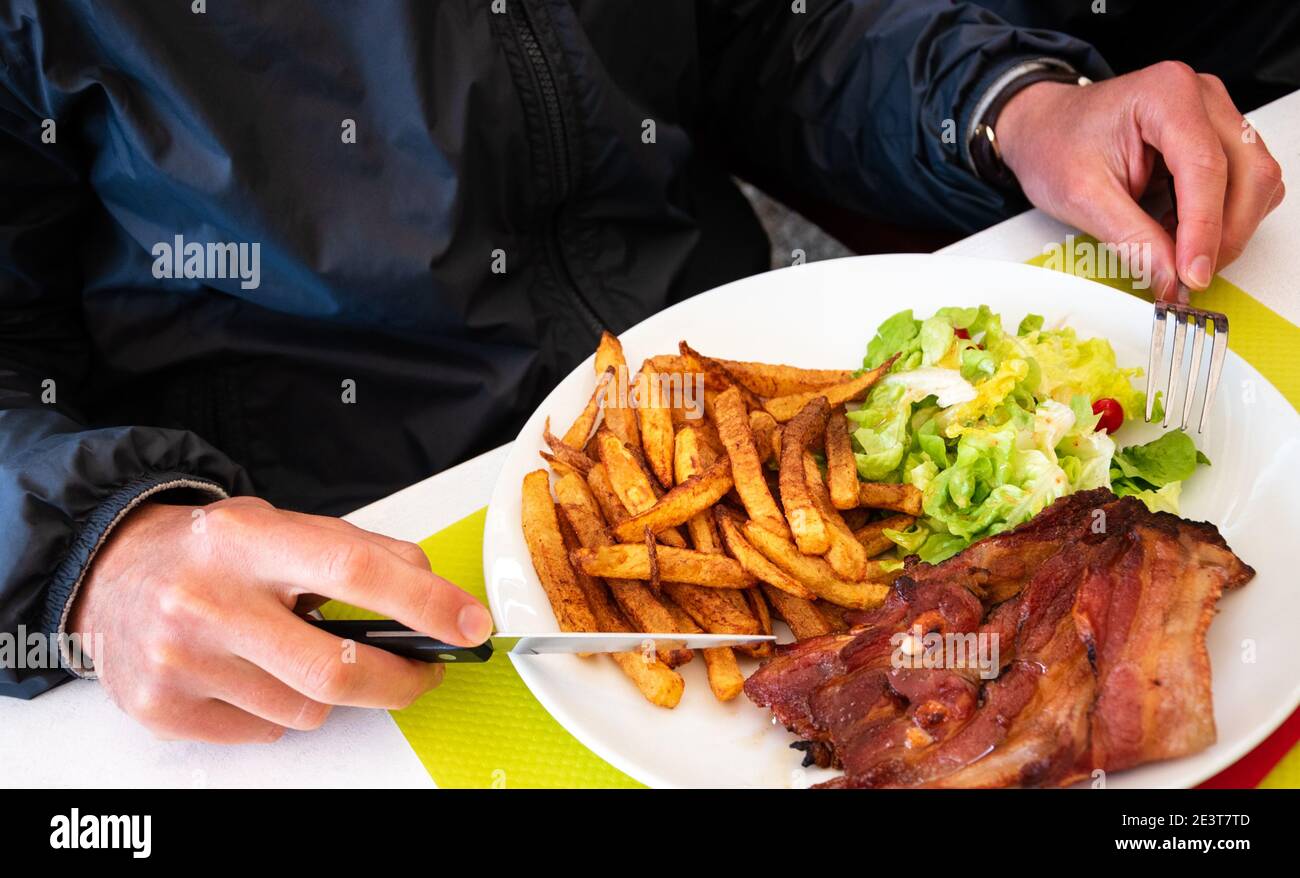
[1092, 397, 1124, 433]
[954, 327, 971, 340]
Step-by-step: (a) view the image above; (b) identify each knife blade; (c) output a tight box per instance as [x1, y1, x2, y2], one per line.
[309, 618, 775, 663]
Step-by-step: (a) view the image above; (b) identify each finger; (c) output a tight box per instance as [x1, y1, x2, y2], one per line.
[1134, 62, 1227, 290]
[213, 499, 432, 571]
[134, 693, 288, 744]
[207, 506, 493, 646]
[1197, 74, 1285, 268]
[282, 512, 432, 571]
[225, 605, 446, 709]
[1059, 179, 1179, 301]
[200, 654, 336, 731]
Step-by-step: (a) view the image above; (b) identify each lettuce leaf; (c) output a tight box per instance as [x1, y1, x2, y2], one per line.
[1019, 326, 1146, 418]
[1110, 430, 1209, 493]
[864, 310, 922, 370]
[849, 382, 912, 481]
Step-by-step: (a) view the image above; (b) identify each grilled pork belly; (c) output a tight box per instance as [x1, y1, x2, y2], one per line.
[744, 489, 1255, 788]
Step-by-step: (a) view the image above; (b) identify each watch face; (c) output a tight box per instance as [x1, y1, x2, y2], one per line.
[970, 123, 1012, 188]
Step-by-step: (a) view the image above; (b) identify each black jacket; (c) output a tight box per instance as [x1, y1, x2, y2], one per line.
[0, 0, 1106, 697]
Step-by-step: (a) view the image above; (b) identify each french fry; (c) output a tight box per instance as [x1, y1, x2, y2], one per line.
[677, 429, 724, 552]
[595, 331, 640, 448]
[560, 522, 684, 706]
[667, 425, 762, 637]
[539, 450, 579, 480]
[554, 470, 692, 666]
[858, 481, 923, 516]
[635, 365, 675, 489]
[597, 430, 657, 513]
[663, 582, 760, 635]
[679, 341, 764, 412]
[778, 397, 831, 554]
[543, 419, 595, 475]
[595, 431, 689, 547]
[586, 462, 628, 524]
[716, 511, 817, 600]
[563, 367, 614, 449]
[611, 457, 732, 542]
[609, 649, 685, 708]
[714, 359, 857, 398]
[762, 585, 834, 640]
[691, 418, 728, 461]
[645, 527, 662, 597]
[566, 553, 684, 707]
[557, 511, 620, 632]
[713, 385, 790, 539]
[681, 494, 722, 552]
[570, 544, 754, 589]
[647, 354, 688, 374]
[663, 600, 745, 702]
[763, 354, 898, 422]
[803, 452, 869, 581]
[853, 513, 916, 557]
[739, 587, 775, 658]
[749, 410, 781, 466]
[824, 406, 859, 510]
[742, 520, 889, 610]
[521, 470, 599, 632]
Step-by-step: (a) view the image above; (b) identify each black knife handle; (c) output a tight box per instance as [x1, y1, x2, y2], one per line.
[309, 618, 494, 663]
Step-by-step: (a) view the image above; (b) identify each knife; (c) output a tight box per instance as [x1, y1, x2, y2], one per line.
[309, 618, 775, 663]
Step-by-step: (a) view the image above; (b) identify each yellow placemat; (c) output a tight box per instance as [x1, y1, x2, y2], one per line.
[323, 508, 640, 788]
[328, 243, 1298, 789]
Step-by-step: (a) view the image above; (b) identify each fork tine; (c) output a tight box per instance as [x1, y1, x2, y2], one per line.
[1198, 313, 1229, 434]
[1162, 310, 1188, 428]
[1180, 313, 1206, 430]
[1146, 302, 1167, 422]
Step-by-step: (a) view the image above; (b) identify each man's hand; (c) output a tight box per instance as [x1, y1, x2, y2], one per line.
[996, 61, 1285, 301]
[67, 496, 494, 743]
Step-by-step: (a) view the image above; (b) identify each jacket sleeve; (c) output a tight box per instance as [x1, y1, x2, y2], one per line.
[695, 0, 1112, 231]
[0, 87, 253, 698]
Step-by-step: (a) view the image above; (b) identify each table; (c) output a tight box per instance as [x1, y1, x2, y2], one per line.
[3, 88, 1297, 789]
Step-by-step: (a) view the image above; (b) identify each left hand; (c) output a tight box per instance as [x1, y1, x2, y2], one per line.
[996, 61, 1286, 302]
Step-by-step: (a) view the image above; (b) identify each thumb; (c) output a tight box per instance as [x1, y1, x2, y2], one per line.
[1062, 182, 1181, 302]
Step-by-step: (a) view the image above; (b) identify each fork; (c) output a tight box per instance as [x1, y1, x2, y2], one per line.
[1146, 292, 1228, 432]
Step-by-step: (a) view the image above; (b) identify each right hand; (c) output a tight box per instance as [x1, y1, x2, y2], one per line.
[997, 62, 1286, 301]
[67, 496, 494, 743]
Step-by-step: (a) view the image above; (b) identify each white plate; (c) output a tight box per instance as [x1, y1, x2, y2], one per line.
[482, 254, 1300, 789]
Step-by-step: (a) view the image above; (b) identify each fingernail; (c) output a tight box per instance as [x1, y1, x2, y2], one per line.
[1187, 255, 1213, 289]
[1154, 267, 1175, 299]
[457, 604, 493, 644]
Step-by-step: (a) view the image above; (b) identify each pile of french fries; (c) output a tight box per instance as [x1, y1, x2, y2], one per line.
[520, 332, 923, 708]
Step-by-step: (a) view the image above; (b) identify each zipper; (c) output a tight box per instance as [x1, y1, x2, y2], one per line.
[509, 1, 606, 337]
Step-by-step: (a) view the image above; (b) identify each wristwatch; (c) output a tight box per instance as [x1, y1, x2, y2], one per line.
[967, 59, 1093, 191]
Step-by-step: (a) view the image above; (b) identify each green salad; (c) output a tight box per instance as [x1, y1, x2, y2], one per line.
[849, 306, 1210, 563]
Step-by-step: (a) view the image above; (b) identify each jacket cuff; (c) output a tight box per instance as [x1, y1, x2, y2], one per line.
[42, 473, 229, 679]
